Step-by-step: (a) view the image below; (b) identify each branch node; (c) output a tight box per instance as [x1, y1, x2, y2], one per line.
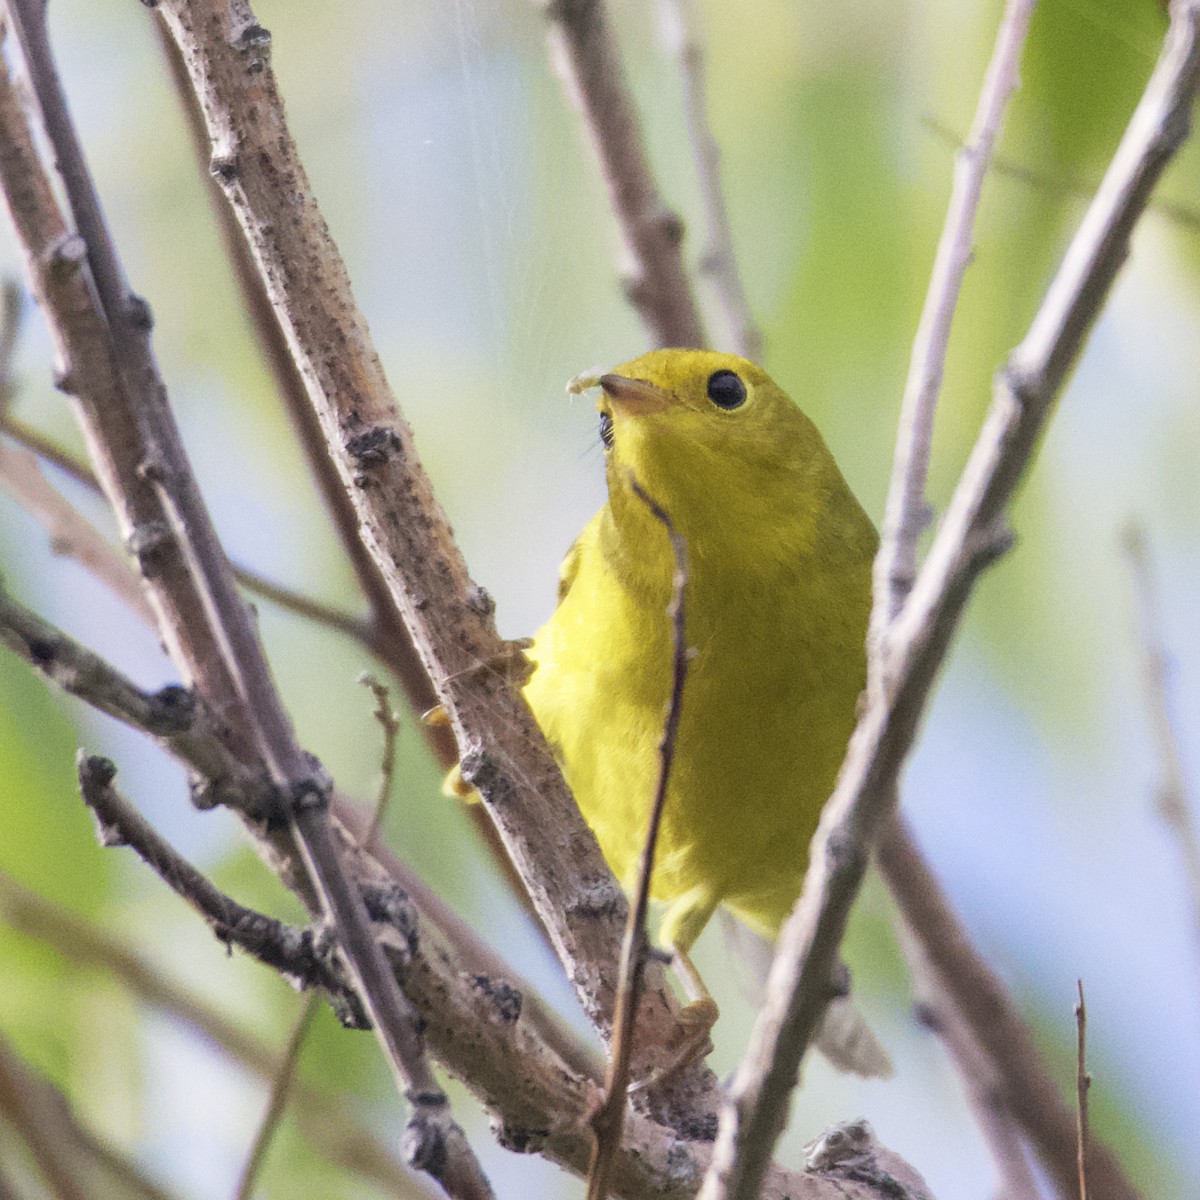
[122, 292, 154, 332]
[45, 232, 86, 278]
[403, 1109, 449, 1178]
[78, 753, 124, 845]
[359, 881, 419, 958]
[465, 584, 495, 617]
[493, 1121, 550, 1155]
[345, 425, 403, 472]
[145, 683, 196, 735]
[565, 877, 624, 920]
[124, 519, 173, 568]
[209, 153, 239, 184]
[289, 770, 331, 815]
[472, 974, 523, 1026]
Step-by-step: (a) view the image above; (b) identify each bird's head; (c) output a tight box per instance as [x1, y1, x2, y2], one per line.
[569, 348, 831, 551]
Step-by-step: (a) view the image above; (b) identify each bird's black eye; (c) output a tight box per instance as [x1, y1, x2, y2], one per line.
[706, 369, 746, 410]
[599, 410, 614, 450]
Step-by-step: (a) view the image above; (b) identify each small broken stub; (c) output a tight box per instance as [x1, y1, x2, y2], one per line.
[346, 425, 403, 469]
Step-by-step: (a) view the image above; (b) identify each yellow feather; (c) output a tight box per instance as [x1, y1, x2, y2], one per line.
[523, 348, 876, 955]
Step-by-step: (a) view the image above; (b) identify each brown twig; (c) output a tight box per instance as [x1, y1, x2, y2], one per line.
[1121, 523, 1200, 962]
[0, 437, 157, 623]
[904, 931, 1040, 1200]
[0, 583, 273, 807]
[0, 1036, 93, 1200]
[699, 5, 1200, 1197]
[76, 755, 359, 1007]
[1075, 981, 1091, 1200]
[234, 674, 402, 1198]
[0, 13, 496, 1193]
[234, 993, 322, 1200]
[542, 0, 706, 347]
[151, 0, 716, 1113]
[879, 819, 1140, 1200]
[152, 23, 455, 761]
[586, 481, 689, 1200]
[360, 673, 402, 850]
[657, 0, 761, 360]
[870, 0, 1035, 676]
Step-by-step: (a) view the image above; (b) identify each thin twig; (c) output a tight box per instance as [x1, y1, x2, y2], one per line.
[657, 0, 761, 361]
[0, 438, 156, 623]
[0, 1036, 93, 1200]
[234, 675, 402, 1197]
[586, 480, 689, 1200]
[542, 0, 706, 347]
[879, 819, 1140, 1200]
[870, 0, 1035, 681]
[76, 755, 357, 1006]
[234, 993, 322, 1200]
[699, 6, 1200, 1197]
[0, 414, 374, 645]
[1121, 523, 1200, 961]
[0, 583, 274, 807]
[923, 116, 1200, 236]
[360, 673, 402, 850]
[1075, 981, 1091, 1200]
[909, 991, 1040, 1200]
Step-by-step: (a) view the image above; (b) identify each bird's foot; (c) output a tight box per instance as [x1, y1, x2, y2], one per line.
[629, 996, 718, 1093]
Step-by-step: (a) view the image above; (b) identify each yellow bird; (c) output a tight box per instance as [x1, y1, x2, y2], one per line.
[519, 348, 887, 1074]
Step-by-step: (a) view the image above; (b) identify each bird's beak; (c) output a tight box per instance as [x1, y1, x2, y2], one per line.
[598, 373, 669, 415]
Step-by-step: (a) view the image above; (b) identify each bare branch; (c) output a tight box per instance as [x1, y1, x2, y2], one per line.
[234, 994, 322, 1200]
[0, 1036, 93, 1200]
[699, 6, 1200, 1196]
[0, 584, 274, 806]
[1122, 523, 1200, 961]
[152, 23, 454, 762]
[0, 438, 156, 623]
[657, 0, 761, 360]
[150, 0, 716, 1112]
[542, 0, 706, 347]
[360, 673, 402, 850]
[0, 413, 375, 644]
[879, 819, 1141, 1200]
[587, 482, 690, 1200]
[1075, 981, 1091, 1200]
[76, 755, 357, 1002]
[0, 13, 498, 1191]
[905, 937, 1040, 1200]
[870, 0, 1034, 676]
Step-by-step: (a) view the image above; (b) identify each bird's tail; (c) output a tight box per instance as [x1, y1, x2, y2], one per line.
[720, 912, 893, 1079]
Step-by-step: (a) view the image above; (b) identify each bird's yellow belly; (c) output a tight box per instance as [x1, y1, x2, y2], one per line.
[525, 559, 863, 949]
